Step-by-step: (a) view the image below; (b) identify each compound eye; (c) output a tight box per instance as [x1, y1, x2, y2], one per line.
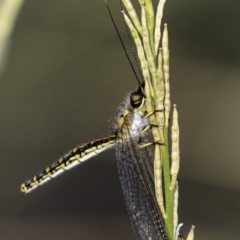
[130, 91, 144, 109]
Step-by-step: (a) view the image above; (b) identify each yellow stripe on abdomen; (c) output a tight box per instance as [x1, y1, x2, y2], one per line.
[21, 135, 116, 194]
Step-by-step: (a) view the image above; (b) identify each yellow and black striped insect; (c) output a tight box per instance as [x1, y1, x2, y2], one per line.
[21, 85, 168, 240]
[20, 0, 182, 239]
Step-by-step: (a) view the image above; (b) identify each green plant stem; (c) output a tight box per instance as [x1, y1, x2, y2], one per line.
[162, 126, 173, 239]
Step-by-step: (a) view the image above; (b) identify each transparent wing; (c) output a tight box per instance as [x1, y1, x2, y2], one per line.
[116, 128, 167, 240]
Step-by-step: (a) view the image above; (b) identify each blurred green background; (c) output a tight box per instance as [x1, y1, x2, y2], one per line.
[0, 0, 240, 239]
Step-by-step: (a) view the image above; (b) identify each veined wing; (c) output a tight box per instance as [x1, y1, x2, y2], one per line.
[21, 135, 116, 193]
[116, 128, 167, 240]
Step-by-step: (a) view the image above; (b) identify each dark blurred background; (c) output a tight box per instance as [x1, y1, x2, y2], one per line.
[0, 0, 240, 239]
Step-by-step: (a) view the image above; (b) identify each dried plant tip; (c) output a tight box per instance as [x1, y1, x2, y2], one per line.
[154, 0, 167, 55]
[186, 226, 195, 240]
[122, 0, 143, 35]
[170, 104, 180, 190]
[162, 24, 170, 126]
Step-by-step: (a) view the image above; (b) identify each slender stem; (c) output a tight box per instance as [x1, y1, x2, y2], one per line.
[162, 126, 173, 239]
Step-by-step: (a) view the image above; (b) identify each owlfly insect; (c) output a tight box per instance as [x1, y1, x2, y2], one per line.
[21, 0, 183, 239]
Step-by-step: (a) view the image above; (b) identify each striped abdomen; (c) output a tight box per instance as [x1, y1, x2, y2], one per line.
[21, 135, 116, 193]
